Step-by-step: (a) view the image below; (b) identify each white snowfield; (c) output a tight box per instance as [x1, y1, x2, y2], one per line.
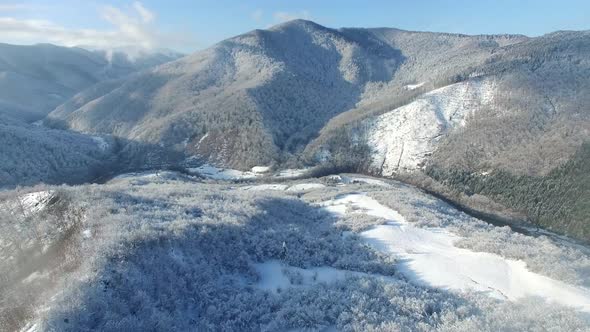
[189, 164, 310, 181]
[188, 164, 261, 180]
[241, 184, 289, 191]
[322, 193, 590, 313]
[273, 168, 309, 179]
[251, 166, 271, 174]
[241, 183, 325, 192]
[367, 78, 496, 175]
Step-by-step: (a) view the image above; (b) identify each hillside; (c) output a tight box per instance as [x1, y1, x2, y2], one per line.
[0, 43, 180, 122]
[304, 28, 590, 241]
[2, 173, 589, 331]
[0, 115, 116, 188]
[43, 21, 589, 240]
[46, 20, 526, 169]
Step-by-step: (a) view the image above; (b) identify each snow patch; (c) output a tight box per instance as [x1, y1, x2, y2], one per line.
[367, 78, 497, 175]
[18, 191, 53, 215]
[241, 184, 289, 191]
[337, 175, 391, 187]
[188, 164, 260, 180]
[241, 183, 326, 192]
[405, 82, 424, 90]
[113, 171, 160, 180]
[286, 183, 326, 192]
[273, 168, 309, 179]
[322, 193, 590, 312]
[251, 166, 271, 174]
[253, 260, 374, 293]
[197, 132, 209, 144]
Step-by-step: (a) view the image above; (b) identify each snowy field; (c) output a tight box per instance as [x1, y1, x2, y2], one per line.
[187, 163, 310, 180]
[1, 172, 589, 331]
[322, 192, 590, 312]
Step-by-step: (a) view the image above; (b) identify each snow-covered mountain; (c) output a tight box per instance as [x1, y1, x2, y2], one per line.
[45, 20, 527, 169]
[13, 20, 590, 241]
[2, 20, 590, 332]
[0, 43, 180, 122]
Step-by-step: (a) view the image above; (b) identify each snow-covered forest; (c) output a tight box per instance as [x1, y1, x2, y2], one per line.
[1, 172, 589, 331]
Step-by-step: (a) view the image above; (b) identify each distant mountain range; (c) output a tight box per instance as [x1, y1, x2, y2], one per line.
[2, 20, 589, 240]
[0, 43, 182, 122]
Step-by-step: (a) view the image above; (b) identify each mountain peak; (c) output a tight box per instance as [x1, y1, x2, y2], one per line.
[269, 19, 330, 32]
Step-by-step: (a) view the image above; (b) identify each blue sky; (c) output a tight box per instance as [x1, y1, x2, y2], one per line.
[0, 0, 588, 53]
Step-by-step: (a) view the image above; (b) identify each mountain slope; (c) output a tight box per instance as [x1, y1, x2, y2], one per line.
[0, 43, 180, 122]
[0, 114, 116, 188]
[44, 21, 589, 240]
[47, 20, 526, 169]
[308, 29, 590, 241]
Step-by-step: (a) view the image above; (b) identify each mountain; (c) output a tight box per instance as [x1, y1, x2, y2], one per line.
[46, 20, 526, 168]
[45, 20, 590, 240]
[0, 43, 181, 122]
[0, 43, 181, 188]
[0, 115, 115, 187]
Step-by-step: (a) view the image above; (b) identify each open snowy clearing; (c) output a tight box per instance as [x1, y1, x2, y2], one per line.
[254, 261, 354, 292]
[322, 193, 590, 312]
[241, 183, 326, 192]
[188, 164, 311, 180]
[188, 164, 261, 180]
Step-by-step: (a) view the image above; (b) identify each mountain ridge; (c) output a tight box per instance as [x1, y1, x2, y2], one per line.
[20, 20, 590, 241]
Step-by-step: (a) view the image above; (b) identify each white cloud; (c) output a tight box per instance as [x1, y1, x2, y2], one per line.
[251, 9, 263, 23]
[0, 2, 189, 51]
[0, 3, 39, 12]
[133, 1, 155, 23]
[272, 10, 311, 23]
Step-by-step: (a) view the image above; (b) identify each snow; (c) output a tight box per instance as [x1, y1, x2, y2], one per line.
[251, 166, 271, 173]
[367, 78, 497, 175]
[113, 171, 160, 180]
[252, 260, 377, 293]
[241, 184, 289, 191]
[405, 82, 425, 90]
[21, 322, 39, 332]
[18, 191, 53, 215]
[188, 165, 311, 181]
[273, 168, 309, 179]
[241, 183, 325, 192]
[188, 164, 260, 180]
[337, 175, 391, 187]
[286, 183, 326, 192]
[322, 193, 590, 312]
[197, 132, 209, 144]
[82, 229, 92, 238]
